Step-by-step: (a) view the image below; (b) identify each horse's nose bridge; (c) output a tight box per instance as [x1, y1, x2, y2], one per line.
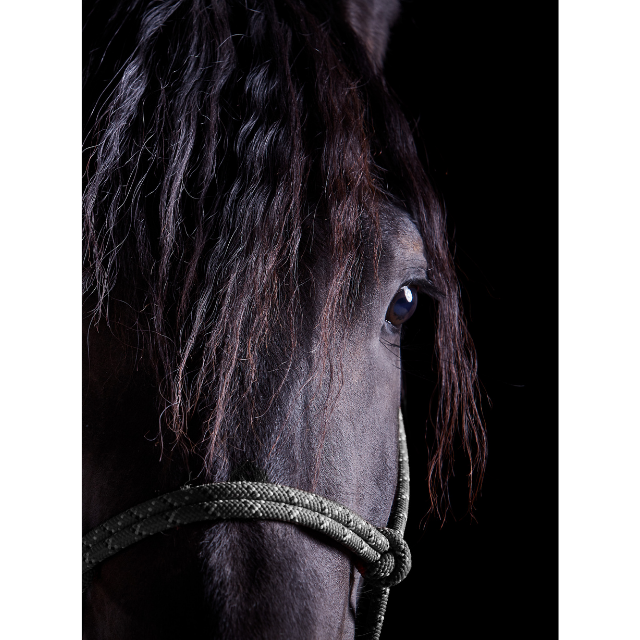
[300, 411, 398, 532]
[200, 517, 358, 638]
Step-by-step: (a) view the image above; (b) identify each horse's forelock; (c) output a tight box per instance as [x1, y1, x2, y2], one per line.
[83, 0, 485, 516]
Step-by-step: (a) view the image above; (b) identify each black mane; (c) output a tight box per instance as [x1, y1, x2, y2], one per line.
[83, 0, 485, 515]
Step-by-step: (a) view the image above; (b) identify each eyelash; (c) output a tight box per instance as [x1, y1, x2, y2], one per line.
[399, 277, 443, 300]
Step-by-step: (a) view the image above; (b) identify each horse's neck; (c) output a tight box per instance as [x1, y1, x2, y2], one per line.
[82, 320, 215, 636]
[83, 320, 184, 528]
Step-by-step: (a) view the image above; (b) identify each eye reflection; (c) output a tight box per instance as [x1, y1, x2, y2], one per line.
[386, 285, 418, 327]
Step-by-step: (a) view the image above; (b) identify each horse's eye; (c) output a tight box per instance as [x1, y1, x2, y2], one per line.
[386, 286, 418, 327]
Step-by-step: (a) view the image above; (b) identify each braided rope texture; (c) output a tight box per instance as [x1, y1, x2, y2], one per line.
[82, 411, 411, 638]
[354, 410, 411, 640]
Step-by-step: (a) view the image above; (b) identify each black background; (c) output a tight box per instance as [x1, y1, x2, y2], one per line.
[382, 2, 558, 638]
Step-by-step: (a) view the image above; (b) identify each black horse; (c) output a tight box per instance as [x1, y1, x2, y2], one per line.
[83, 0, 485, 637]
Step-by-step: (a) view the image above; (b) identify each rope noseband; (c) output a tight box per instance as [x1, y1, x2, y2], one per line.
[82, 410, 411, 640]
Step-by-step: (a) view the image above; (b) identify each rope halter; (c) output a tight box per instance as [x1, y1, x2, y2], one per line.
[82, 410, 412, 640]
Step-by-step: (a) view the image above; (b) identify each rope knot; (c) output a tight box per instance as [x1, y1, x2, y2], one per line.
[364, 527, 411, 588]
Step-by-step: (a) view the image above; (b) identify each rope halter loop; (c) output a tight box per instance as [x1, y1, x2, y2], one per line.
[362, 526, 412, 588]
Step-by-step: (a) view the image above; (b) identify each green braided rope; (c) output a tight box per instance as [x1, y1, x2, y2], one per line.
[82, 410, 410, 638]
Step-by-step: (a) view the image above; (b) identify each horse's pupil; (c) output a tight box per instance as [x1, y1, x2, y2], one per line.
[387, 286, 418, 326]
[394, 287, 413, 316]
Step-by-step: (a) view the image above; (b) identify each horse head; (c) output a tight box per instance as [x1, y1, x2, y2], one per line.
[82, 0, 484, 637]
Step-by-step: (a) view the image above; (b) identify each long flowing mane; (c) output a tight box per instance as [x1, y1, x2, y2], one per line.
[83, 0, 485, 516]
